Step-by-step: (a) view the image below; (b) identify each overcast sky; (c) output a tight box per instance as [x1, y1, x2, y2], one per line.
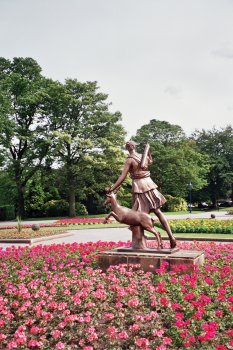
[1, 0, 233, 138]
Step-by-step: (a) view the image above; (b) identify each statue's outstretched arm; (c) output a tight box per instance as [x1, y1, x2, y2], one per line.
[107, 159, 131, 192]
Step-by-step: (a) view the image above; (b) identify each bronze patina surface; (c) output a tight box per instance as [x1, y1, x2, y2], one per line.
[105, 141, 176, 249]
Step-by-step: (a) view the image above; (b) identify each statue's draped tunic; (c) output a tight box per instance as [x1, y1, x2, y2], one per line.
[128, 154, 166, 213]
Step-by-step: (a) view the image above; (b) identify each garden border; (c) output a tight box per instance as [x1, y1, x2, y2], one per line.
[0, 232, 73, 244]
[149, 236, 233, 242]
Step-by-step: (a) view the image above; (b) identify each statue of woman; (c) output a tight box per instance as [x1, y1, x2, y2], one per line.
[106, 140, 176, 248]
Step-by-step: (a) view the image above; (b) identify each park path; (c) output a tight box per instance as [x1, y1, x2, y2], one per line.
[0, 210, 232, 228]
[0, 211, 232, 249]
[0, 227, 131, 248]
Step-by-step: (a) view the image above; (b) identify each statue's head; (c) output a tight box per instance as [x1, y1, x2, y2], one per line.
[125, 140, 137, 151]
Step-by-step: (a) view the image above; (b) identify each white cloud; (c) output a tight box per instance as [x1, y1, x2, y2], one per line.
[164, 86, 182, 98]
[212, 45, 233, 59]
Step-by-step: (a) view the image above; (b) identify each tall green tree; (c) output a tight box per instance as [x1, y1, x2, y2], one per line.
[192, 126, 233, 206]
[45, 79, 126, 216]
[0, 57, 51, 217]
[134, 119, 210, 198]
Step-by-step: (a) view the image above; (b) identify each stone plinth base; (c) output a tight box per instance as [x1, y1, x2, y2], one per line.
[98, 248, 205, 273]
[117, 247, 179, 254]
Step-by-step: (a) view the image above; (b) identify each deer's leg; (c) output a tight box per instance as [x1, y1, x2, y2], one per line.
[103, 211, 120, 224]
[144, 225, 163, 249]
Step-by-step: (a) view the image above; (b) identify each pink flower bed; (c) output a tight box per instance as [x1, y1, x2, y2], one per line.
[56, 218, 109, 225]
[0, 241, 232, 349]
[0, 218, 111, 231]
[0, 223, 61, 231]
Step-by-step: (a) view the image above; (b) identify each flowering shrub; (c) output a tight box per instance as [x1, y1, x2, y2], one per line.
[56, 218, 110, 225]
[0, 240, 232, 349]
[0, 223, 61, 231]
[0, 229, 66, 239]
[0, 218, 113, 233]
[155, 219, 233, 234]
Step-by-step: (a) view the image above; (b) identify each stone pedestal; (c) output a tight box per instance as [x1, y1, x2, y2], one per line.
[98, 248, 205, 273]
[131, 225, 148, 249]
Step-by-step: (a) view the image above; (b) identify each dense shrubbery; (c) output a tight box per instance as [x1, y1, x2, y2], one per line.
[118, 193, 132, 208]
[162, 195, 187, 212]
[43, 200, 69, 217]
[0, 205, 15, 221]
[76, 203, 88, 216]
[0, 241, 232, 349]
[155, 219, 233, 234]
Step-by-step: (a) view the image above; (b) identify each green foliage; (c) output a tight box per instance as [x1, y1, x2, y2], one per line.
[192, 126, 233, 206]
[134, 118, 186, 146]
[0, 57, 52, 217]
[43, 199, 69, 217]
[76, 203, 88, 216]
[0, 205, 15, 221]
[117, 191, 132, 208]
[134, 119, 210, 197]
[25, 178, 46, 217]
[156, 218, 233, 234]
[45, 79, 126, 216]
[0, 171, 16, 206]
[162, 194, 187, 212]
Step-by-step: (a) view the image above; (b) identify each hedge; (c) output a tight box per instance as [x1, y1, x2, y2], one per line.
[0, 205, 15, 221]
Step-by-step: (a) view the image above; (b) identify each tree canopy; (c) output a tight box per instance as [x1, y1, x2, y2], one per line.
[0, 57, 126, 217]
[134, 119, 210, 198]
[0, 57, 231, 217]
[192, 126, 233, 205]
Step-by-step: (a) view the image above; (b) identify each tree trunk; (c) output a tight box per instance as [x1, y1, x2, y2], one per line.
[67, 163, 76, 217]
[16, 183, 25, 218]
[68, 185, 76, 217]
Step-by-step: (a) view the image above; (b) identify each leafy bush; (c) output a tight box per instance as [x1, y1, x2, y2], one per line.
[155, 218, 233, 234]
[118, 193, 132, 208]
[162, 195, 187, 212]
[0, 205, 15, 221]
[43, 199, 69, 217]
[76, 203, 88, 216]
[25, 183, 46, 217]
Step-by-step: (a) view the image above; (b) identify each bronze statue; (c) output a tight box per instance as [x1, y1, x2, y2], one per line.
[104, 192, 163, 249]
[106, 140, 176, 249]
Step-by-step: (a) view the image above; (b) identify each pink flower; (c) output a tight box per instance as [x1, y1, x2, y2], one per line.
[156, 346, 166, 350]
[118, 331, 129, 339]
[128, 298, 139, 307]
[28, 339, 43, 347]
[135, 337, 149, 347]
[107, 326, 118, 339]
[153, 329, 164, 337]
[51, 330, 63, 339]
[56, 342, 65, 349]
[104, 312, 114, 320]
[184, 293, 196, 301]
[0, 333, 6, 341]
[163, 337, 172, 345]
[159, 297, 169, 307]
[7, 341, 18, 349]
[130, 324, 140, 331]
